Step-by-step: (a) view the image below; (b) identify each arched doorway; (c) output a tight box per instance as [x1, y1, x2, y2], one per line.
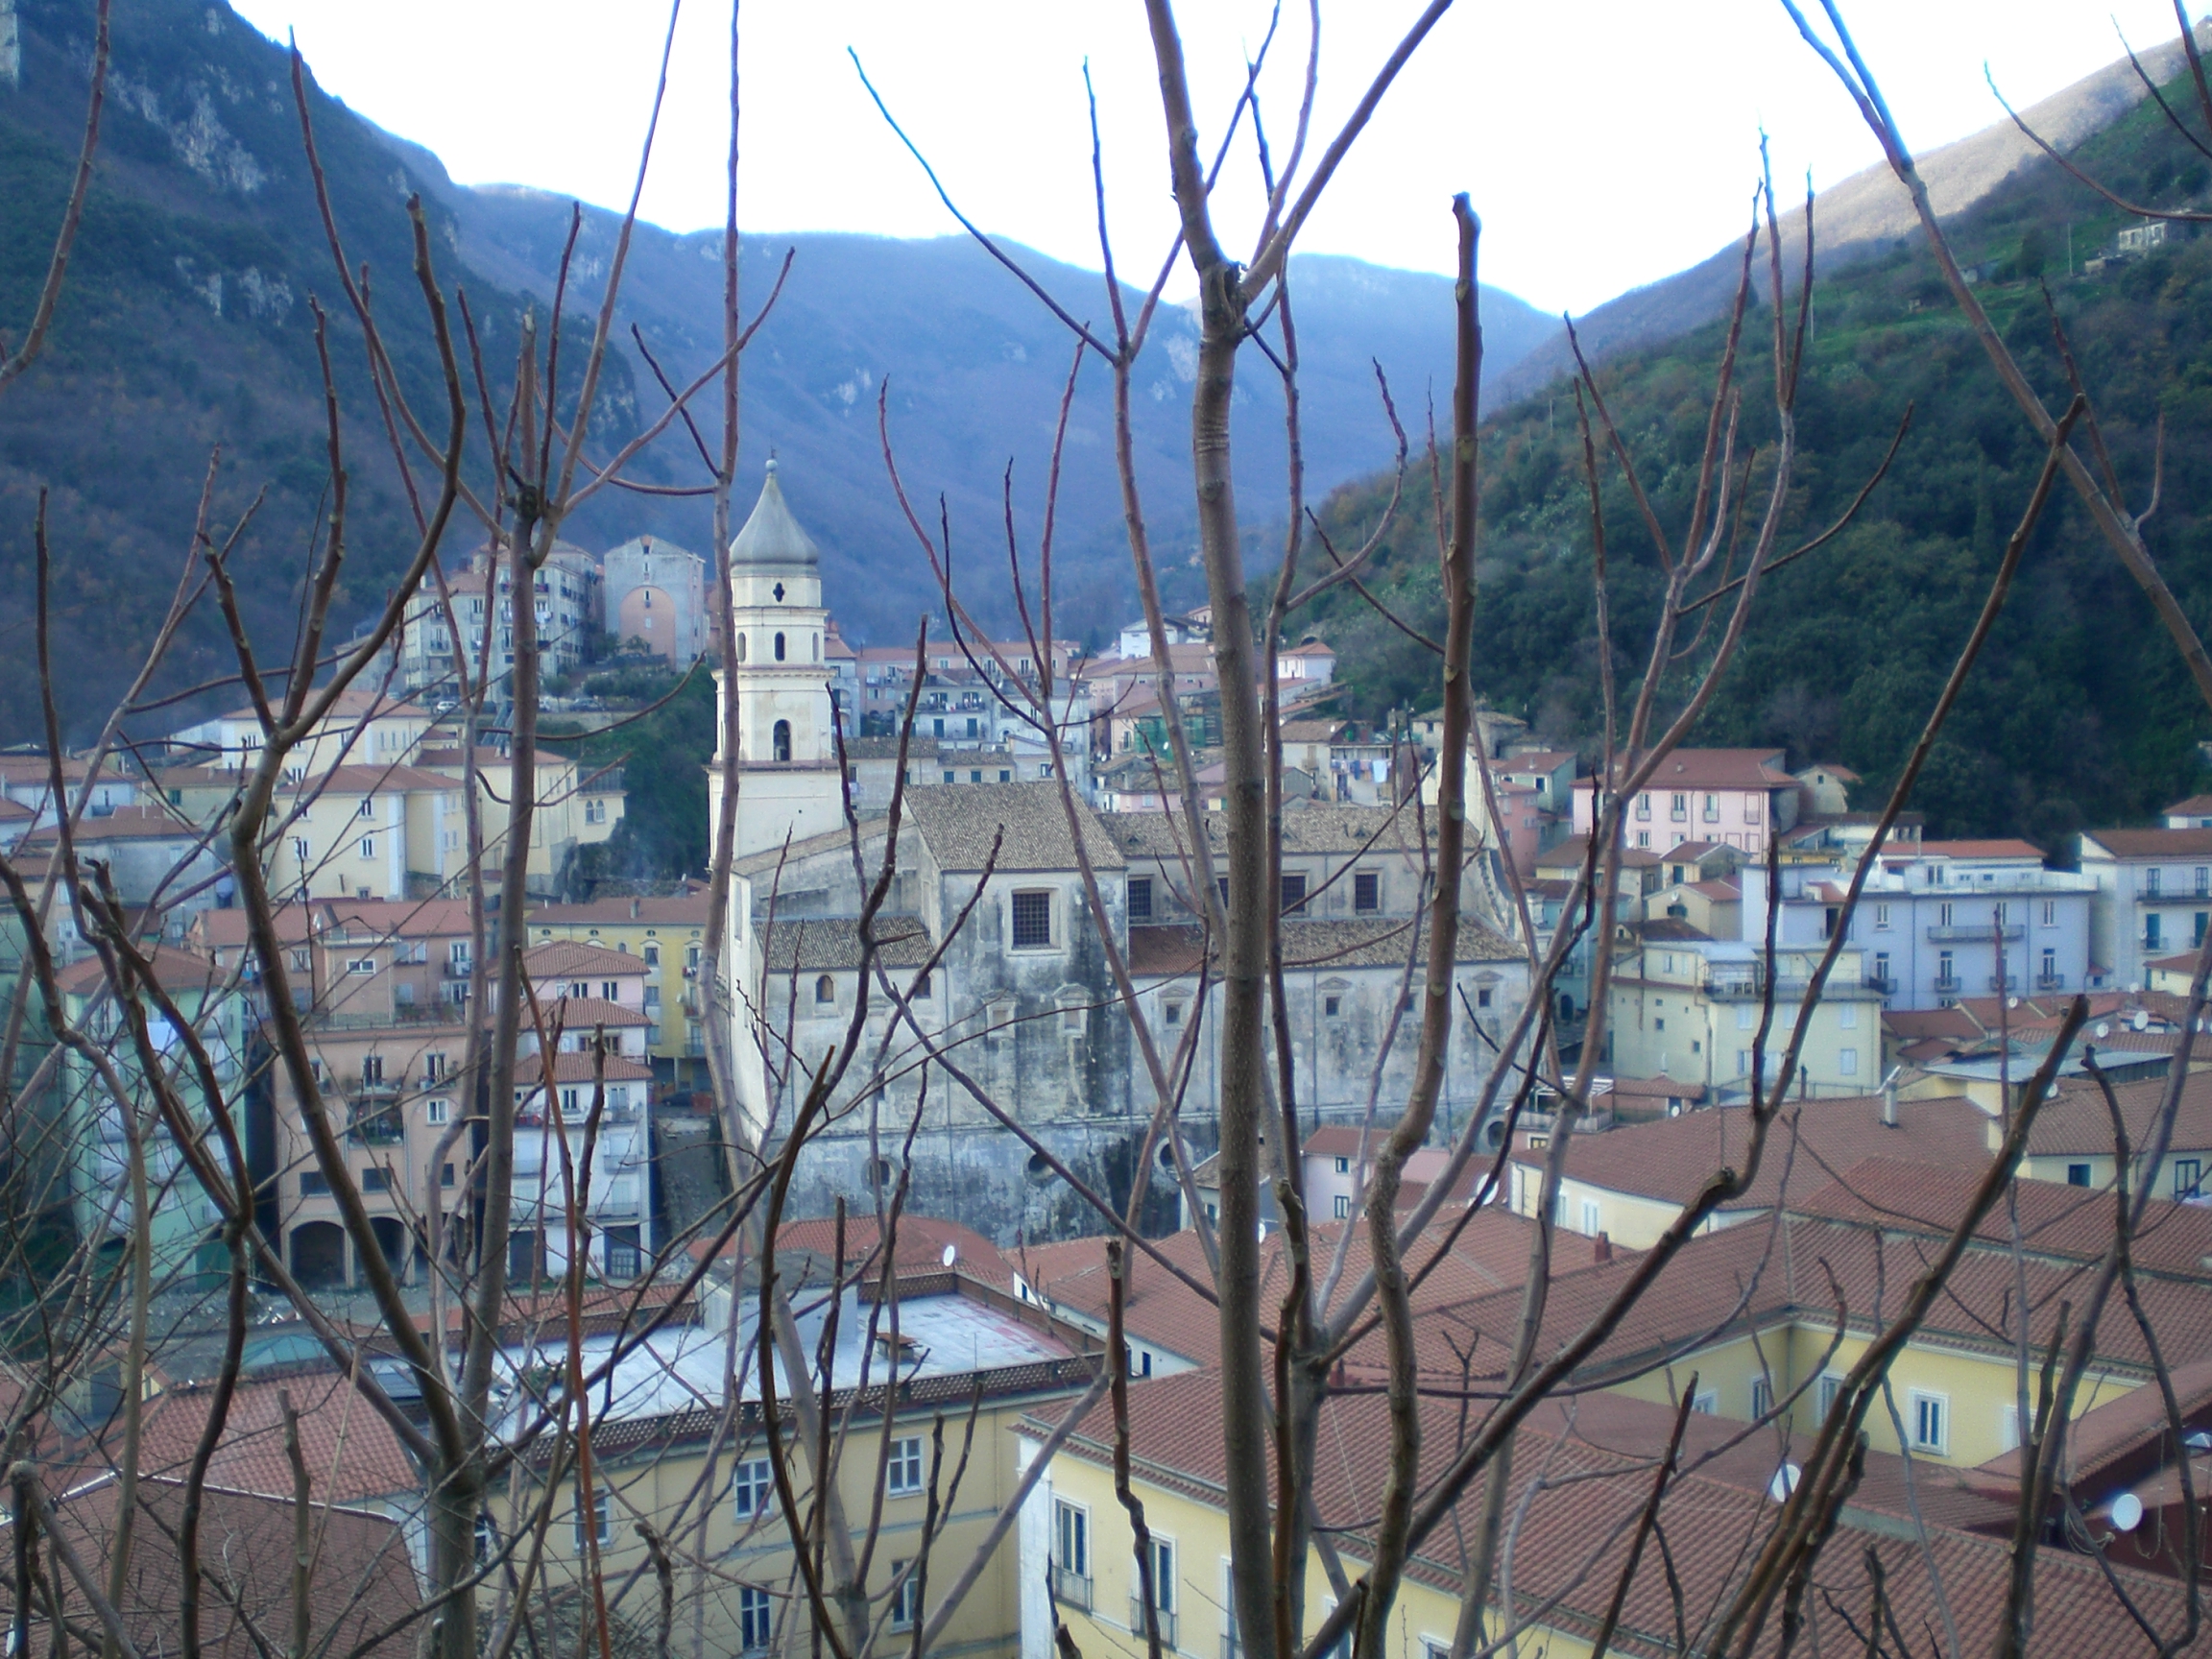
[370, 1216, 410, 1281]
[292, 1221, 346, 1288]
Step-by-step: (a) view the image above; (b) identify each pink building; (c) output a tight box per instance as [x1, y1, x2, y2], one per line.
[1573, 748, 1801, 855]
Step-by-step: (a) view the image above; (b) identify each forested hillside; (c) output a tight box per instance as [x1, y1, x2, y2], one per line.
[1295, 81, 2212, 847]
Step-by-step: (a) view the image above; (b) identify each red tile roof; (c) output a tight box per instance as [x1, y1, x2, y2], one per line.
[521, 940, 652, 979]
[2085, 828, 2212, 859]
[2029, 1068, 2212, 1158]
[529, 891, 711, 927]
[1598, 747, 1794, 790]
[137, 1373, 419, 1504]
[1912, 838, 2047, 860]
[1507, 1094, 1995, 1216]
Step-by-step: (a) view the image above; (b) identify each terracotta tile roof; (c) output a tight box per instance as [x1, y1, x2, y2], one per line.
[1914, 838, 2047, 860]
[274, 764, 457, 795]
[2085, 827, 2212, 859]
[1594, 747, 1794, 790]
[56, 944, 225, 999]
[1536, 835, 1663, 870]
[136, 1374, 419, 1504]
[517, 1051, 655, 1085]
[1605, 1074, 1707, 1102]
[1013, 1212, 1611, 1371]
[1790, 1155, 2212, 1278]
[1980, 1355, 2212, 1486]
[15, 805, 204, 846]
[520, 940, 652, 979]
[1506, 1094, 1995, 1216]
[1032, 1374, 2175, 1657]
[2030, 1069, 2212, 1158]
[1639, 917, 1712, 942]
[3, 1475, 420, 1659]
[529, 996, 649, 1029]
[1660, 839, 1727, 859]
[1687, 877, 1742, 899]
[316, 897, 477, 940]
[770, 1214, 1013, 1293]
[2167, 795, 2212, 818]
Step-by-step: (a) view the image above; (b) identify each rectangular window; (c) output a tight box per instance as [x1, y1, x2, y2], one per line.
[1838, 1047, 1859, 1077]
[1751, 1376, 1773, 1422]
[886, 1436, 926, 1496]
[1691, 1390, 1718, 1416]
[1938, 902, 1954, 927]
[1126, 876, 1154, 921]
[2148, 868, 2164, 898]
[361, 1167, 390, 1193]
[426, 1098, 449, 1125]
[2068, 1163, 2092, 1187]
[1703, 793, 1720, 822]
[1838, 1002, 1858, 1030]
[301, 1171, 329, 1196]
[442, 1163, 456, 1188]
[358, 836, 376, 859]
[2200, 867, 2209, 898]
[733, 1457, 773, 1519]
[738, 1585, 773, 1652]
[292, 836, 310, 867]
[889, 1560, 918, 1630]
[2041, 900, 2056, 926]
[1670, 792, 1687, 820]
[1010, 889, 1052, 950]
[1873, 903, 1890, 930]
[1816, 1373, 1842, 1421]
[1579, 1198, 1601, 1235]
[1280, 873, 1309, 915]
[1354, 871, 1381, 913]
[574, 1490, 610, 1552]
[1910, 1391, 1947, 1455]
[1334, 1193, 1351, 1219]
[347, 957, 375, 975]
[2177, 1159, 2203, 1199]
[2000, 1406, 2021, 1455]
[450, 940, 470, 967]
[357, 797, 375, 819]
[1052, 1499, 1090, 1597]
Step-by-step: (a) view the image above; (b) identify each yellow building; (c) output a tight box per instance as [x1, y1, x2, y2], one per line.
[1607, 938, 1887, 1101]
[491, 1231, 1097, 1659]
[526, 889, 711, 1083]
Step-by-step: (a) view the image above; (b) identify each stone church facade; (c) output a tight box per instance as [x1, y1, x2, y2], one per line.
[711, 468, 1531, 1240]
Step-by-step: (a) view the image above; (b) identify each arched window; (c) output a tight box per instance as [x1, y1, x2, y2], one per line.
[736, 633, 747, 662]
[814, 974, 835, 1005]
[774, 632, 787, 661]
[772, 720, 792, 762]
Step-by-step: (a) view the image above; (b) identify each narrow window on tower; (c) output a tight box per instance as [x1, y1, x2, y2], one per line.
[772, 720, 792, 762]
[774, 632, 787, 661]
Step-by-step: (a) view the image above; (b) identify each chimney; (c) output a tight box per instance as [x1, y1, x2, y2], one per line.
[630, 897, 641, 920]
[1594, 1233, 1613, 1264]
[1882, 1079, 1898, 1127]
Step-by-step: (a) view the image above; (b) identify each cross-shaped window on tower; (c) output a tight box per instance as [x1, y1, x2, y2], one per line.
[772, 582, 786, 602]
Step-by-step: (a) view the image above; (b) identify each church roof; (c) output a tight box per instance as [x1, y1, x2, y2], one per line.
[730, 460, 820, 569]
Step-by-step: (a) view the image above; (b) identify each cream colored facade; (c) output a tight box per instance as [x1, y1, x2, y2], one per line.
[708, 462, 847, 861]
[267, 766, 465, 903]
[526, 893, 711, 1077]
[1607, 941, 1886, 1100]
[171, 691, 434, 775]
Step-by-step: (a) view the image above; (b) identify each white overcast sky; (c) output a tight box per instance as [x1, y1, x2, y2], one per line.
[228, 0, 2194, 316]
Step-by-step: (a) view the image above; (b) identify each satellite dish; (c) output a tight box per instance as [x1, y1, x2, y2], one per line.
[2134, 1010, 2151, 1032]
[2111, 1492, 2145, 1532]
[2096, 1022, 2112, 1040]
[940, 1243, 958, 1268]
[2008, 997, 2020, 1010]
[1768, 1463, 1803, 1503]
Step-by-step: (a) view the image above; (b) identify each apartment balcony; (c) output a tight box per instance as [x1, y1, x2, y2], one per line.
[2036, 974, 2067, 990]
[1932, 976, 1962, 995]
[1050, 1569, 1092, 1613]
[1129, 1600, 1178, 1650]
[1926, 924, 2023, 943]
[347, 1106, 405, 1145]
[442, 958, 473, 979]
[1863, 974, 1897, 995]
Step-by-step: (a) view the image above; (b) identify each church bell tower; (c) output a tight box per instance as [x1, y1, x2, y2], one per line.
[709, 460, 845, 858]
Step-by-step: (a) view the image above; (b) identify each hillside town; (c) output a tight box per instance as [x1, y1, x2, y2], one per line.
[8, 453, 2212, 1657]
[15, 0, 2212, 1654]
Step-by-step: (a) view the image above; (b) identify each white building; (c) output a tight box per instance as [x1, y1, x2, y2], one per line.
[1770, 839, 2095, 1009]
[2080, 827, 2212, 989]
[708, 462, 848, 860]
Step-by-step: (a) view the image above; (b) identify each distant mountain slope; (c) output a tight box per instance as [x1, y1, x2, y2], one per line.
[1497, 23, 2212, 403]
[0, 0, 1559, 744]
[393, 140, 1561, 645]
[1296, 67, 2212, 845]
